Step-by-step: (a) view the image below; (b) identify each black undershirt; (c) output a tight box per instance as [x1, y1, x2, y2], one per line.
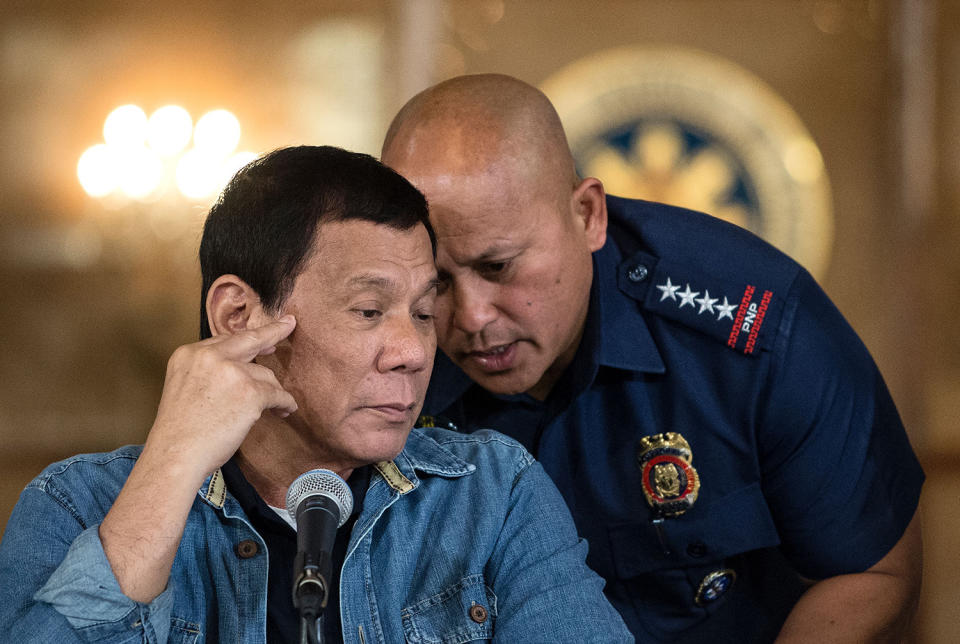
[220, 459, 369, 643]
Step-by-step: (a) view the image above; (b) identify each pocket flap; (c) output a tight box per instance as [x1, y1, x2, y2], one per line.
[609, 481, 780, 577]
[401, 574, 497, 644]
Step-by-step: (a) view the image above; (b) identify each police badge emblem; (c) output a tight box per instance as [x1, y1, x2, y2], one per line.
[637, 432, 700, 517]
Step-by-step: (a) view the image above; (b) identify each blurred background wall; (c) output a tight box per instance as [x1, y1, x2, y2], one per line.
[0, 1, 956, 640]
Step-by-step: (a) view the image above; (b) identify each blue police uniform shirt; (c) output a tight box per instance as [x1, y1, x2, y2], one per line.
[423, 195, 925, 642]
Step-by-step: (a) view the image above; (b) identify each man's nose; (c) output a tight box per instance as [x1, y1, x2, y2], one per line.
[379, 315, 430, 373]
[451, 279, 498, 334]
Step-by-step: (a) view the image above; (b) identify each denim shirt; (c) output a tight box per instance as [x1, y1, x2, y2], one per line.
[0, 427, 632, 643]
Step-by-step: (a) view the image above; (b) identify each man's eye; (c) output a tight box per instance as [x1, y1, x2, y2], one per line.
[356, 309, 381, 320]
[481, 261, 509, 275]
[414, 311, 434, 322]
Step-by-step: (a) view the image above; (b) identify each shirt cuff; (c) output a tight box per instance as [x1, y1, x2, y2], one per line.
[34, 525, 173, 642]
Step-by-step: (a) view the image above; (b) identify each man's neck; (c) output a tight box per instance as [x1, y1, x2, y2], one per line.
[234, 417, 355, 508]
[526, 305, 590, 401]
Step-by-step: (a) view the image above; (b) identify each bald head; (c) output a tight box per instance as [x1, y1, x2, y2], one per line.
[381, 75, 608, 400]
[381, 74, 577, 195]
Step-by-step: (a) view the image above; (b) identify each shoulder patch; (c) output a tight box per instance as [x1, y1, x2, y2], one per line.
[619, 252, 783, 356]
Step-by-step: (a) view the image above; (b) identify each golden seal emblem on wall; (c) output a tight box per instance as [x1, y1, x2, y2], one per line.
[541, 46, 834, 279]
[636, 432, 700, 517]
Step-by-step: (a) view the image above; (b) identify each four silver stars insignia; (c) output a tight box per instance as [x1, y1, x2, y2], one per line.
[658, 277, 738, 322]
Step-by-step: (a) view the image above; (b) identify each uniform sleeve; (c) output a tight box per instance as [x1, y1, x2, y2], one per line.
[484, 458, 634, 643]
[0, 481, 174, 643]
[757, 269, 924, 579]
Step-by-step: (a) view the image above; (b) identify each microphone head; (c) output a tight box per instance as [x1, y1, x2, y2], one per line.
[285, 469, 354, 529]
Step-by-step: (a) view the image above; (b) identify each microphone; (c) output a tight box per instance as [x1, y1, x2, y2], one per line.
[285, 469, 354, 622]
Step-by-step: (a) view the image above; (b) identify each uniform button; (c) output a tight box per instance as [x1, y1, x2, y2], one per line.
[469, 603, 488, 623]
[236, 540, 259, 559]
[627, 264, 649, 282]
[687, 541, 708, 558]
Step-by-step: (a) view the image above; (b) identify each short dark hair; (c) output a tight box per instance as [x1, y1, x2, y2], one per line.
[198, 145, 434, 339]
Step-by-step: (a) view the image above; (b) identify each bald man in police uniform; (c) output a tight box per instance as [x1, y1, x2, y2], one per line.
[381, 74, 923, 643]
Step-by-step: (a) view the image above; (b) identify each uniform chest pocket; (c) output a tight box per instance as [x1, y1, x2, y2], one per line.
[608, 481, 779, 577]
[401, 574, 497, 644]
[606, 481, 782, 638]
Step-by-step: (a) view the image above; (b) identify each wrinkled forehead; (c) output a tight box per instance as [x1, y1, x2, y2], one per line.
[300, 220, 435, 281]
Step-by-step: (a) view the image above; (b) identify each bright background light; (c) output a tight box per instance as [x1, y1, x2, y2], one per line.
[175, 148, 222, 200]
[147, 105, 193, 157]
[193, 109, 241, 158]
[103, 104, 148, 149]
[118, 147, 164, 199]
[77, 144, 119, 198]
[79, 105, 254, 201]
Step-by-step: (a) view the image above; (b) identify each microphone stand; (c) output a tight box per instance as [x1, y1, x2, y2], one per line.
[299, 614, 322, 644]
[295, 566, 329, 644]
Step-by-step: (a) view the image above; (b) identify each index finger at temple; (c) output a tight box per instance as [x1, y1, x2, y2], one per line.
[224, 316, 297, 361]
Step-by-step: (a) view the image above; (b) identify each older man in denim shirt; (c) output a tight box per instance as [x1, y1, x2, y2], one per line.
[0, 146, 631, 643]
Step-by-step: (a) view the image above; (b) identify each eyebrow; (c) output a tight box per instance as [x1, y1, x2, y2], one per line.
[467, 242, 521, 264]
[346, 274, 393, 290]
[346, 273, 440, 296]
[474, 249, 508, 262]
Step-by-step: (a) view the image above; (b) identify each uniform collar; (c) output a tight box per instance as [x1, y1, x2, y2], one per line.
[593, 237, 666, 374]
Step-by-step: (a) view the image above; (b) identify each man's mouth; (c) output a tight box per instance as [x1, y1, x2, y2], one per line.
[463, 341, 518, 372]
[366, 402, 416, 422]
[471, 344, 510, 356]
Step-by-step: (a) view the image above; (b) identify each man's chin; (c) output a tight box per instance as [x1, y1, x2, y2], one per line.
[464, 367, 536, 397]
[349, 427, 412, 464]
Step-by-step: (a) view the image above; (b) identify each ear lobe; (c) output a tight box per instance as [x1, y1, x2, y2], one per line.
[206, 275, 263, 337]
[571, 177, 608, 252]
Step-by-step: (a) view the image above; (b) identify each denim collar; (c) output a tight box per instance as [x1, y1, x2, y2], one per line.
[199, 427, 474, 508]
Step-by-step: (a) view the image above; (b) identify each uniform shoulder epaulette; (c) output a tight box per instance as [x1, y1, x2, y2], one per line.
[614, 207, 801, 357]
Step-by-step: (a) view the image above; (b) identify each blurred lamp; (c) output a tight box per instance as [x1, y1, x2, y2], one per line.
[194, 109, 241, 159]
[77, 144, 119, 198]
[118, 146, 164, 199]
[103, 104, 148, 149]
[147, 105, 193, 157]
[175, 148, 223, 201]
[79, 104, 255, 202]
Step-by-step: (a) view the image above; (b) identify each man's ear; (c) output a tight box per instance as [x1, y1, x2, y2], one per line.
[205, 275, 266, 337]
[571, 177, 608, 252]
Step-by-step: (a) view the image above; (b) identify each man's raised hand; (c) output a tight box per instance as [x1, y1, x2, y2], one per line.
[99, 316, 299, 603]
[145, 315, 299, 477]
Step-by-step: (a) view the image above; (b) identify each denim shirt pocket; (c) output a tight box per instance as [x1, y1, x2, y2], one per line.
[168, 617, 202, 644]
[401, 574, 497, 644]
